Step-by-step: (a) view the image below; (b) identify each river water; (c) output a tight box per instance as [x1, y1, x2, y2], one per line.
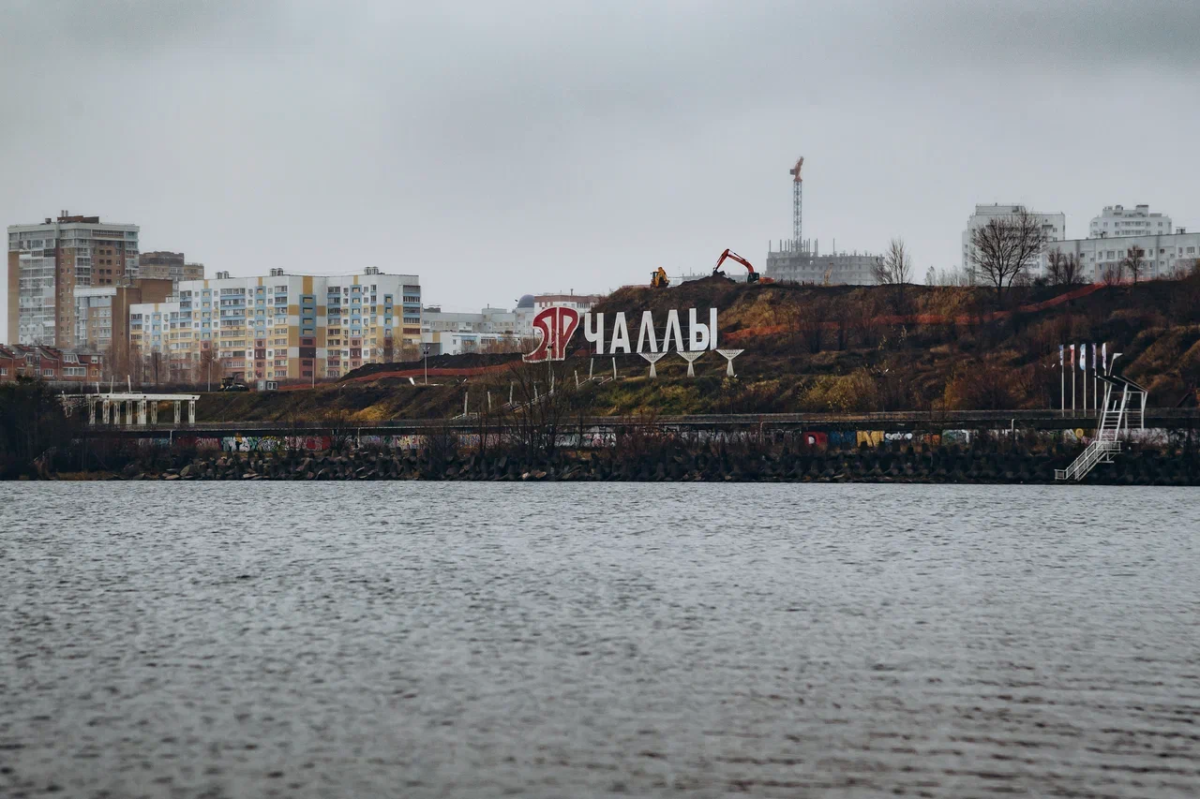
[2, 484, 1198, 798]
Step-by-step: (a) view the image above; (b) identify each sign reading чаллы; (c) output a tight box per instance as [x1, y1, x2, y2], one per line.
[524, 307, 719, 363]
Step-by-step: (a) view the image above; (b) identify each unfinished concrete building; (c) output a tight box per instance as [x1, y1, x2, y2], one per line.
[763, 156, 881, 285]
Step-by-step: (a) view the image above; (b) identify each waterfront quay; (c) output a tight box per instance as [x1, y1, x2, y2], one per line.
[77, 408, 1200, 440]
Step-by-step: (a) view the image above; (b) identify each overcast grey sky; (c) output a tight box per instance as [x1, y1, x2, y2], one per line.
[3, 0, 1199, 331]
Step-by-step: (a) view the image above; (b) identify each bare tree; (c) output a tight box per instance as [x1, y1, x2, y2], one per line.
[1120, 245, 1147, 284]
[874, 238, 913, 286]
[873, 238, 913, 310]
[1101, 262, 1124, 287]
[196, 347, 217, 390]
[1046, 249, 1086, 286]
[931, 267, 971, 287]
[495, 360, 581, 458]
[148, 351, 166, 386]
[969, 208, 1050, 304]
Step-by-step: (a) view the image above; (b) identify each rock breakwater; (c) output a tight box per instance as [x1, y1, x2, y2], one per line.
[112, 443, 1200, 485]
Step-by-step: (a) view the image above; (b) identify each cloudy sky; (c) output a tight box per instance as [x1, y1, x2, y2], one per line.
[3, 0, 1199, 332]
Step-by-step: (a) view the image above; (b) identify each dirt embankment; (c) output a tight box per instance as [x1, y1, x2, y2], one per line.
[197, 275, 1200, 421]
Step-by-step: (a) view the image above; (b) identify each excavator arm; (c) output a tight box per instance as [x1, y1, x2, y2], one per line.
[713, 248, 764, 283]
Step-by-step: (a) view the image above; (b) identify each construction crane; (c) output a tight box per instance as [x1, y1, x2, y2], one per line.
[790, 156, 804, 248]
[713, 248, 774, 284]
[650, 266, 670, 288]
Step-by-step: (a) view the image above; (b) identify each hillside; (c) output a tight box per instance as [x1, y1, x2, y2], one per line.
[196, 273, 1200, 422]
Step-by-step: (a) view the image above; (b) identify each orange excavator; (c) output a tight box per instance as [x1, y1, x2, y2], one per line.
[713, 249, 774, 284]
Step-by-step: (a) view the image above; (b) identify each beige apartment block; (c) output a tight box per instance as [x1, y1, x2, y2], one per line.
[130, 267, 421, 383]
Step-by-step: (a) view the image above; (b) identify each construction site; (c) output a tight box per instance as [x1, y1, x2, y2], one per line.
[763, 156, 882, 285]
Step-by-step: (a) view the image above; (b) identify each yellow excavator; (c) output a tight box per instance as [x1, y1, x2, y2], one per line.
[650, 266, 670, 288]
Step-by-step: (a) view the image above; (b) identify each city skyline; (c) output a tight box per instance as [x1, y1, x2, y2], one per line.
[3, 0, 1199, 336]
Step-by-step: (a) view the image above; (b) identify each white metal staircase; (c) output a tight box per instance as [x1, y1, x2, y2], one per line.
[1055, 373, 1146, 482]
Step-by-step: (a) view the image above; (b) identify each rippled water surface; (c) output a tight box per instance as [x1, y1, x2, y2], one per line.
[2, 483, 1199, 798]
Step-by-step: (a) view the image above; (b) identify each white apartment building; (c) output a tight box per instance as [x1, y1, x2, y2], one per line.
[962, 204, 1066, 279]
[130, 267, 421, 382]
[422, 304, 536, 356]
[1047, 231, 1199, 283]
[1089, 204, 1173, 239]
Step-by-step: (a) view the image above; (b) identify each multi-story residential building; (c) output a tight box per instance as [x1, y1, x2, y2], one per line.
[130, 267, 421, 383]
[1089, 205, 1172, 239]
[137, 251, 205, 286]
[128, 300, 188, 383]
[0, 344, 104, 385]
[421, 303, 536, 356]
[7, 212, 139, 347]
[73, 278, 173, 370]
[533, 293, 605, 314]
[1046, 229, 1199, 283]
[961, 204, 1065, 279]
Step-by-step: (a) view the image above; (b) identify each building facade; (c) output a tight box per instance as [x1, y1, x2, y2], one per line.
[137, 251, 205, 285]
[1089, 205, 1173, 239]
[961, 204, 1065, 279]
[73, 278, 173, 369]
[532, 293, 605, 314]
[1046, 231, 1200, 283]
[130, 267, 421, 383]
[7, 212, 140, 347]
[764, 241, 880, 285]
[421, 304, 536, 356]
[0, 344, 103, 385]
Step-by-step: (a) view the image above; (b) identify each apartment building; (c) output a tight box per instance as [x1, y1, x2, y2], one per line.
[421, 304, 536, 356]
[130, 267, 421, 382]
[1089, 205, 1173, 239]
[137, 251, 205, 285]
[533, 293, 605, 314]
[73, 278, 173, 366]
[1047, 230, 1200, 283]
[961, 204, 1065, 279]
[7, 212, 140, 347]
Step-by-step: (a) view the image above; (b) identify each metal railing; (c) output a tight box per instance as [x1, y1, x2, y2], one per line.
[1055, 440, 1121, 482]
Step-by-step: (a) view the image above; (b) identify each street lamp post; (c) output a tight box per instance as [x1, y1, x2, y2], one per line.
[422, 344, 430, 385]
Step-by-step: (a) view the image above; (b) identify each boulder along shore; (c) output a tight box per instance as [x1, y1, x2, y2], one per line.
[102, 444, 1200, 485]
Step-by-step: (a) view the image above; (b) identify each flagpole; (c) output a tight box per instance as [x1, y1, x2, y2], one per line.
[1092, 344, 1098, 412]
[1060, 343, 1070, 417]
[1082, 350, 1087, 416]
[1072, 357, 1076, 416]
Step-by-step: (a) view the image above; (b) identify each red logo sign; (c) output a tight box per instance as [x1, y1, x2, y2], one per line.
[524, 307, 580, 362]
